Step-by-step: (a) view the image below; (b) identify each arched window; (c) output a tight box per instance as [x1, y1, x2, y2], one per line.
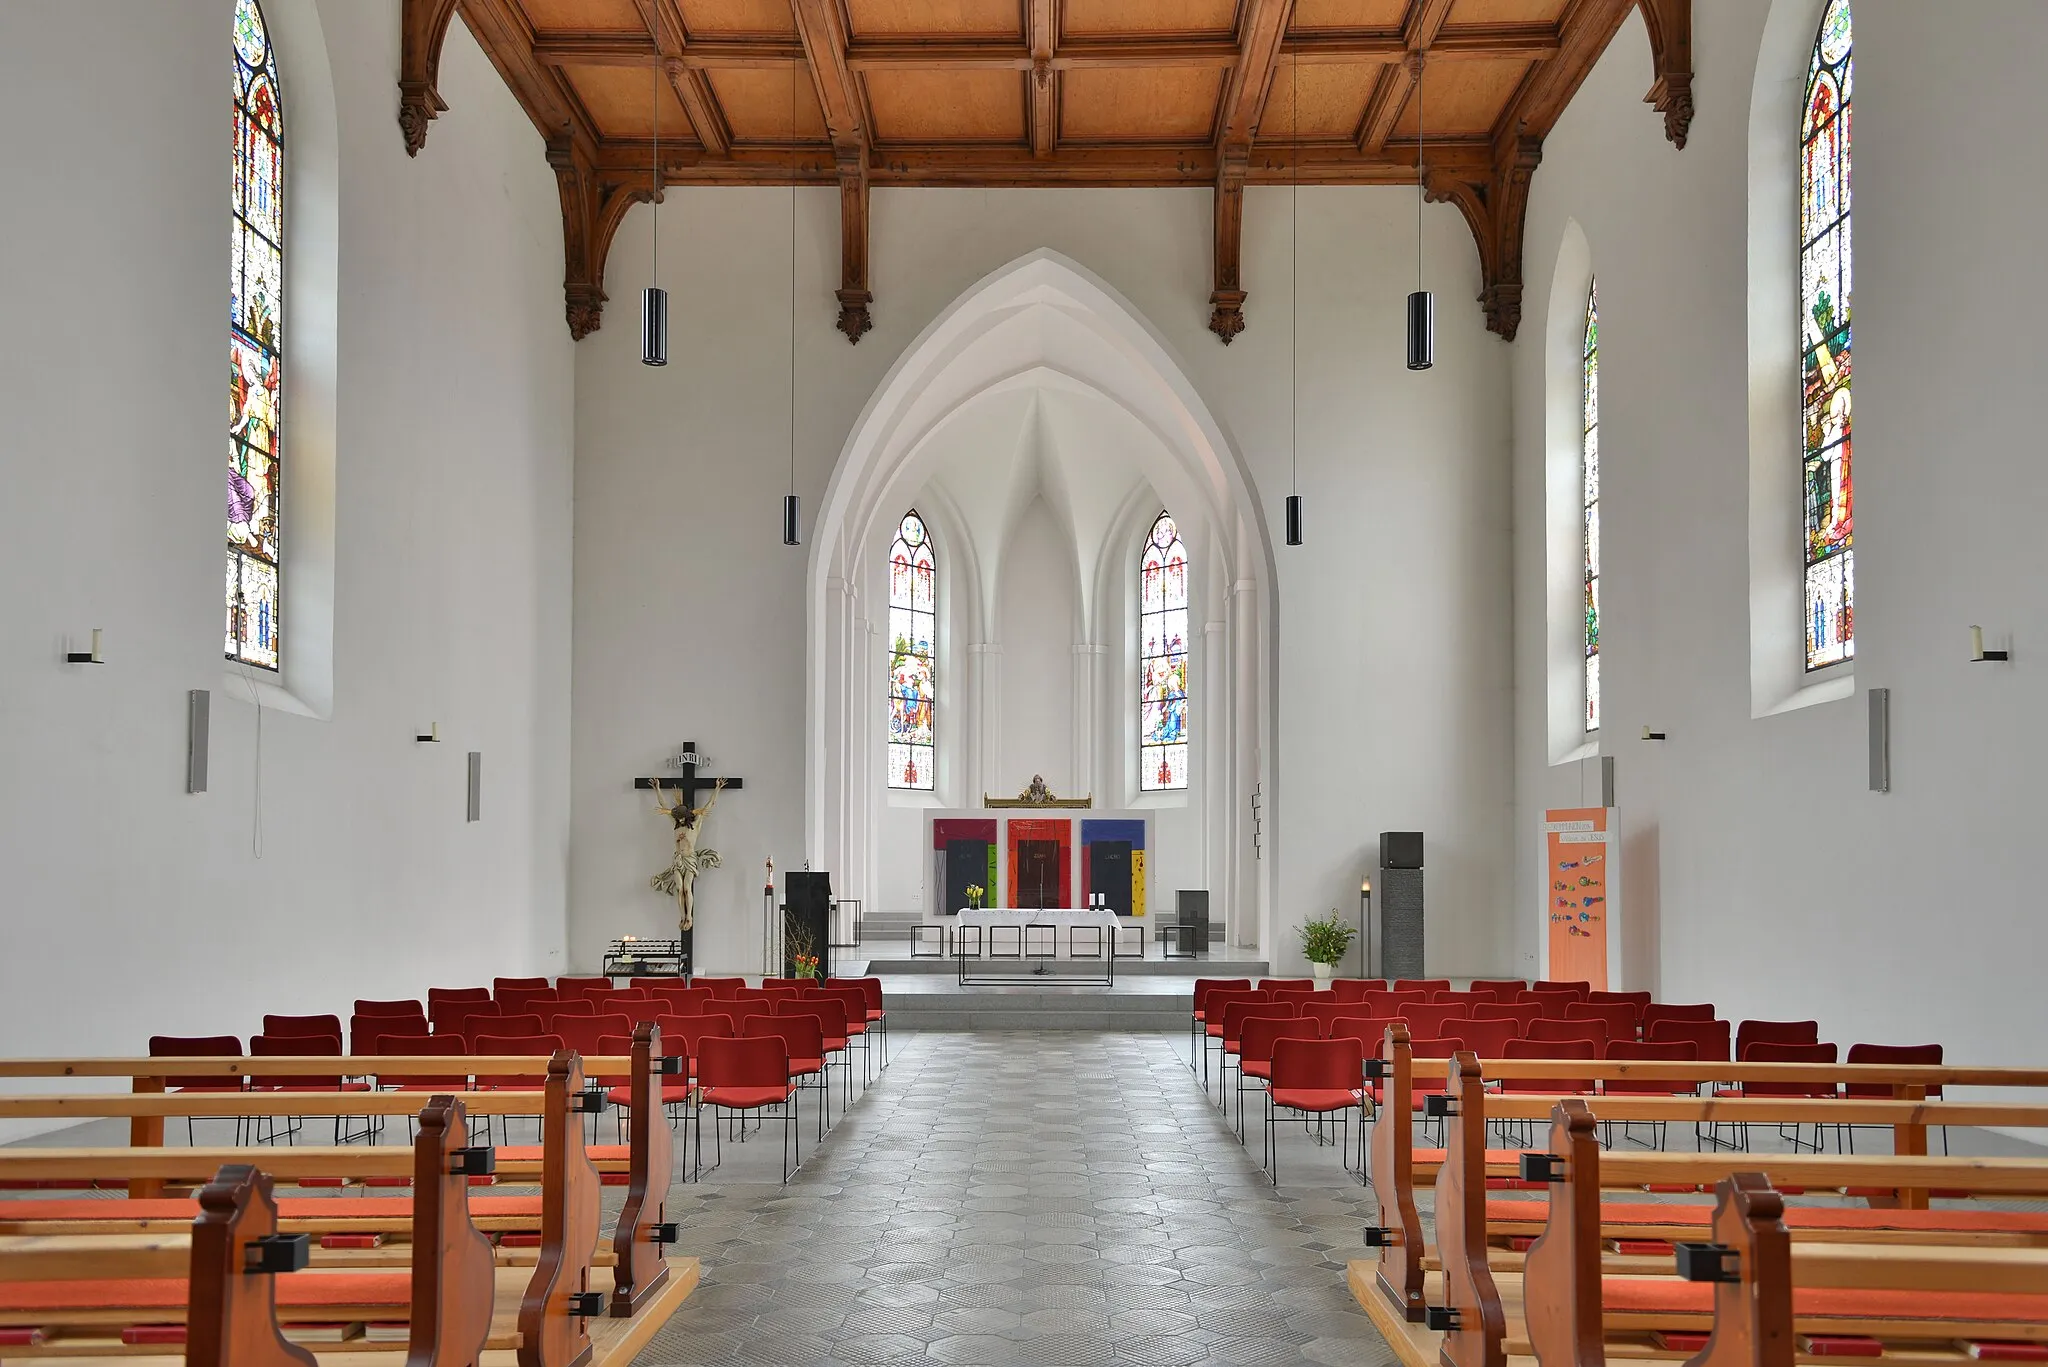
[1582, 282, 1600, 731]
[1801, 0, 1852, 670]
[887, 511, 936, 791]
[229, 0, 284, 670]
[1139, 511, 1189, 791]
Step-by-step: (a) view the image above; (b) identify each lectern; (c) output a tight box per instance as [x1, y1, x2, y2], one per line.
[782, 871, 833, 980]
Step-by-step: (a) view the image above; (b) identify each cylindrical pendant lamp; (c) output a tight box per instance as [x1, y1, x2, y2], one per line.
[1406, 290, 1434, 372]
[641, 285, 668, 367]
[782, 494, 801, 547]
[1285, 494, 1303, 547]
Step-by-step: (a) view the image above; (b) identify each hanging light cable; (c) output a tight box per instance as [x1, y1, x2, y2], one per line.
[641, 64, 667, 366]
[782, 63, 801, 546]
[1285, 56, 1302, 547]
[1406, 54, 1434, 371]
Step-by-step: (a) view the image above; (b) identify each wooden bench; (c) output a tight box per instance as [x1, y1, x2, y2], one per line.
[1354, 1049, 2048, 1367]
[0, 1034, 691, 1362]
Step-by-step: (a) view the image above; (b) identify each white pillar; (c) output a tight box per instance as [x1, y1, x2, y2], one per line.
[1071, 642, 1104, 799]
[1228, 577, 1259, 951]
[972, 642, 1001, 801]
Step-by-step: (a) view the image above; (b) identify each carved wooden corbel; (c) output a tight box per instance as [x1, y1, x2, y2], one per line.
[548, 132, 638, 340]
[398, 0, 460, 156]
[835, 147, 873, 344]
[1637, 0, 1695, 149]
[1427, 134, 1539, 342]
[1208, 148, 1249, 344]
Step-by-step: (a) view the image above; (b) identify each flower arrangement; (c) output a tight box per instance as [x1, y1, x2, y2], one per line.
[965, 883, 985, 910]
[791, 952, 821, 980]
[1298, 909, 1357, 966]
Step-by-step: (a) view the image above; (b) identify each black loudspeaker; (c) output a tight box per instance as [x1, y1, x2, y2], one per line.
[783, 871, 833, 980]
[1376, 867, 1425, 979]
[1379, 831, 1424, 870]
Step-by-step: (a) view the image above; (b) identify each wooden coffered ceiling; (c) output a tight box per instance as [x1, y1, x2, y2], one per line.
[399, 0, 1691, 343]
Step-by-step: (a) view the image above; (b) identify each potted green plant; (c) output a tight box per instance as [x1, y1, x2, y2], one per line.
[1298, 909, 1356, 982]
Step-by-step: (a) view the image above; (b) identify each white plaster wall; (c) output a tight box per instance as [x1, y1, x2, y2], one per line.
[574, 183, 1514, 976]
[1512, 2, 2048, 1058]
[0, 1, 573, 1134]
[995, 498, 1080, 799]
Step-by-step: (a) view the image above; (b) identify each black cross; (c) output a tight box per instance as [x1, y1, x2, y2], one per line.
[632, 741, 744, 805]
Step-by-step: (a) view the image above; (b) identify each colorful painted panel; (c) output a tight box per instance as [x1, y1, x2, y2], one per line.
[1006, 818, 1071, 910]
[228, 0, 283, 671]
[1139, 511, 1189, 790]
[1582, 282, 1600, 731]
[933, 819, 998, 913]
[887, 510, 936, 789]
[1801, 0, 1853, 670]
[1081, 819, 1147, 917]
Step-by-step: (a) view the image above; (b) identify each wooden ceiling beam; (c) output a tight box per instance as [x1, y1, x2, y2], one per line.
[1028, 0, 1054, 157]
[1208, 0, 1297, 342]
[1285, 27, 1560, 63]
[1635, 0, 1695, 147]
[454, 0, 600, 160]
[628, 0, 731, 157]
[788, 0, 874, 343]
[1402, 0, 1457, 52]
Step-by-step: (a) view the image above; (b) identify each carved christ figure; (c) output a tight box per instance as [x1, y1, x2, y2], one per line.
[649, 779, 724, 934]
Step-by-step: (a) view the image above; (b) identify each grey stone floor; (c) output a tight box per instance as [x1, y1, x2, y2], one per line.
[637, 1031, 1395, 1367]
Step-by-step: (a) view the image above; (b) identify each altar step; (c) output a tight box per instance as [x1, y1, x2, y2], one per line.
[878, 987, 1196, 1033]
[862, 956, 1269, 978]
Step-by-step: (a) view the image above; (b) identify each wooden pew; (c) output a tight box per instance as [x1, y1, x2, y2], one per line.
[0, 1050, 696, 1362]
[0, 1095, 495, 1364]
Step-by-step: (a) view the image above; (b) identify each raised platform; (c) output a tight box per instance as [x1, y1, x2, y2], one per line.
[863, 955, 1270, 977]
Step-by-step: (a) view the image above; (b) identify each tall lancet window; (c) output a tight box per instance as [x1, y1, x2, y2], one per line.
[887, 511, 936, 791]
[229, 0, 284, 670]
[1582, 282, 1600, 731]
[1139, 511, 1190, 791]
[1801, 0, 1853, 670]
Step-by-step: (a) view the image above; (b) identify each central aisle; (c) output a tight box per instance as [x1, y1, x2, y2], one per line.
[638, 1032, 1392, 1366]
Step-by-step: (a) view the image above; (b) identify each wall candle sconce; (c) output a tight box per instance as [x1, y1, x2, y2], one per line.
[1641, 726, 1667, 741]
[1970, 626, 2010, 663]
[416, 723, 441, 743]
[66, 629, 105, 664]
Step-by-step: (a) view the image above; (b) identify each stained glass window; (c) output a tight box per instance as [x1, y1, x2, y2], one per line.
[1801, 0, 1852, 670]
[887, 511, 936, 791]
[1583, 282, 1600, 732]
[1139, 511, 1189, 791]
[229, 0, 283, 670]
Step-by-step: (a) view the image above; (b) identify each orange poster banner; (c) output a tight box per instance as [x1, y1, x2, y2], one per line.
[1543, 808, 1609, 990]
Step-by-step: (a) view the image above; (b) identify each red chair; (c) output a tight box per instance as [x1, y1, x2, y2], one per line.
[554, 976, 613, 998]
[354, 998, 425, 1019]
[692, 977, 747, 1000]
[656, 1013, 736, 1087]
[427, 987, 491, 1006]
[1565, 1000, 1638, 1040]
[466, 1013, 542, 1046]
[1298, 1000, 1357, 1036]
[651, 986, 715, 1017]
[1466, 979, 1526, 1001]
[695, 1035, 801, 1182]
[248, 1033, 370, 1144]
[1841, 1043, 1946, 1154]
[1200, 990, 1266, 1086]
[350, 1015, 428, 1055]
[375, 1035, 470, 1092]
[1327, 979, 1383, 1003]
[557, 1013, 632, 1057]
[836, 977, 890, 1069]
[1533, 979, 1590, 998]
[1233, 1018, 1322, 1142]
[1737, 1019, 1819, 1059]
[1523, 989, 1582, 1018]
[469, 1032, 565, 1142]
[1265, 1037, 1368, 1185]
[818, 985, 876, 1084]
[1218, 1001, 1298, 1112]
[1394, 1003, 1470, 1039]
[1528, 1017, 1608, 1050]
[630, 977, 686, 993]
[592, 1032, 679, 1145]
[1641, 1002, 1716, 1034]
[726, 1003, 780, 1032]
[1393, 978, 1450, 996]
[1470, 1002, 1541, 1035]
[494, 986, 556, 1015]
[262, 1014, 341, 1039]
[1499, 1039, 1597, 1126]
[1324, 1017, 1393, 1055]
[1600, 1039, 1700, 1147]
[1361, 990, 1428, 1017]
[1587, 989, 1651, 1011]
[1192, 979, 1254, 1069]
[747, 1014, 830, 1137]
[493, 976, 549, 992]
[592, 990, 657, 1019]
[1649, 1017, 1731, 1062]
[537, 1000, 596, 1031]
[1445, 1018, 1519, 1060]
[147, 1034, 246, 1144]
[430, 998, 499, 1036]
[777, 999, 853, 1110]
[1260, 979, 1316, 996]
[1735, 1040, 1838, 1152]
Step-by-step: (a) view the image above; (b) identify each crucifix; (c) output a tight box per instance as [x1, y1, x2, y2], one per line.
[636, 744, 746, 953]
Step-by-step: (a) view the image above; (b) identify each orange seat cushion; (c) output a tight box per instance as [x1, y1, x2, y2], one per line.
[700, 1085, 796, 1109]
[495, 1145, 627, 1163]
[1269, 1087, 1364, 1111]
[0, 1271, 412, 1314]
[1487, 1200, 2048, 1236]
[1603, 1277, 2048, 1324]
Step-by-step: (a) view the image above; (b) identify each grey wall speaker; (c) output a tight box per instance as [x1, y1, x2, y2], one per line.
[1376, 866, 1425, 979]
[1868, 688, 1890, 793]
[1175, 890, 1210, 956]
[186, 690, 210, 794]
[1379, 831, 1424, 869]
[466, 751, 482, 822]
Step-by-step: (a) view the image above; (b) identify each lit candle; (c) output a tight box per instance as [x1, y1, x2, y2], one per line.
[90, 629, 103, 663]
[1972, 626, 1986, 660]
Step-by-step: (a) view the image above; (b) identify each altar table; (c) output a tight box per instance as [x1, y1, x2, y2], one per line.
[950, 908, 1126, 985]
